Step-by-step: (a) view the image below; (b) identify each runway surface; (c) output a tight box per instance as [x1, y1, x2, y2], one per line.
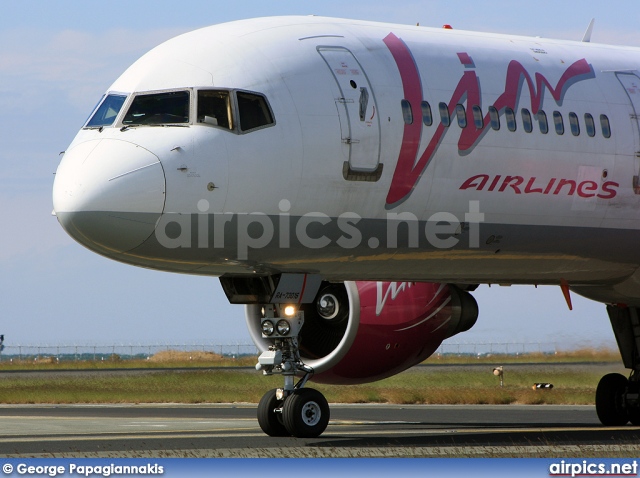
[1, 403, 640, 457]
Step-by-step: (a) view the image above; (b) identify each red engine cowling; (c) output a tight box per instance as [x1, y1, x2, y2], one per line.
[246, 281, 478, 385]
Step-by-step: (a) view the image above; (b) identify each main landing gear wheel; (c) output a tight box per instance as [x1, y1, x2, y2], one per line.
[257, 389, 290, 437]
[628, 406, 640, 426]
[595, 373, 629, 426]
[282, 388, 330, 438]
[626, 381, 640, 426]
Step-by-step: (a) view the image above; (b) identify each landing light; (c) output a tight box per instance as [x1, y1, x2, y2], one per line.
[276, 319, 291, 336]
[261, 320, 275, 336]
[284, 305, 297, 317]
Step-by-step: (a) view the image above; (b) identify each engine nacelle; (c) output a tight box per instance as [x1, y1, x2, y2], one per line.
[246, 281, 478, 384]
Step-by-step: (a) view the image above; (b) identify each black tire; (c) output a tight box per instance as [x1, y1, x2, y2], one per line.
[628, 407, 640, 426]
[282, 388, 330, 438]
[257, 389, 289, 437]
[596, 373, 629, 426]
[627, 381, 640, 426]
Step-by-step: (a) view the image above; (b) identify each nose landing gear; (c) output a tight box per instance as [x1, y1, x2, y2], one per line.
[255, 305, 330, 438]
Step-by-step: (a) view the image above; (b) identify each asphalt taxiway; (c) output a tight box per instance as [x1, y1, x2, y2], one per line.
[1, 403, 639, 457]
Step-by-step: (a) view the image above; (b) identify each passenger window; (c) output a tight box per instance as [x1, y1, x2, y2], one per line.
[521, 109, 533, 133]
[472, 105, 484, 129]
[123, 91, 190, 126]
[197, 90, 233, 130]
[553, 111, 564, 135]
[569, 112, 580, 136]
[537, 110, 549, 134]
[488, 106, 500, 131]
[456, 104, 467, 128]
[439, 102, 451, 127]
[237, 92, 274, 132]
[421, 101, 433, 126]
[401, 100, 413, 124]
[600, 114, 611, 138]
[585, 113, 596, 137]
[505, 107, 516, 132]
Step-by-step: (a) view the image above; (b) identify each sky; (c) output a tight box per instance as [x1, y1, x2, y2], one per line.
[1, 1, 638, 351]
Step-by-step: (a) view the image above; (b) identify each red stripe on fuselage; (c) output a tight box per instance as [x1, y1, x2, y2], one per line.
[382, 33, 423, 205]
[383, 31, 594, 207]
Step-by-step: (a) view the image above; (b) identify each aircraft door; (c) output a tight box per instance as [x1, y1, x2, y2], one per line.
[616, 72, 640, 192]
[317, 47, 381, 175]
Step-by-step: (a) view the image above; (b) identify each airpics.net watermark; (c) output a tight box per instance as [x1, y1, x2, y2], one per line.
[549, 460, 638, 477]
[155, 200, 485, 260]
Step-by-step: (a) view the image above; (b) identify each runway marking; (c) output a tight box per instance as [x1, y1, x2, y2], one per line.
[329, 421, 634, 434]
[0, 422, 634, 444]
[121, 424, 169, 428]
[0, 430, 263, 444]
[0, 416, 256, 421]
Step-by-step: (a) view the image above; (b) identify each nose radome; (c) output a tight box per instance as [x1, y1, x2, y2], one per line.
[53, 139, 165, 254]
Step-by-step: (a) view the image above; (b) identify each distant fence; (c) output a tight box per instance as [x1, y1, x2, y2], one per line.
[0, 344, 259, 362]
[0, 341, 599, 363]
[436, 342, 566, 356]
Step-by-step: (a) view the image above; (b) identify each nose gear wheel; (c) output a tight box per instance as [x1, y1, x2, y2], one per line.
[255, 305, 330, 438]
[257, 388, 289, 437]
[282, 388, 330, 438]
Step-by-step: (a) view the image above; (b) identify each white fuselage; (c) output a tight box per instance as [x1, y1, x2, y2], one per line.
[53, 16, 640, 304]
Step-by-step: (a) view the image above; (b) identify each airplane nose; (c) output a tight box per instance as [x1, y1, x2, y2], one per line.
[53, 139, 165, 254]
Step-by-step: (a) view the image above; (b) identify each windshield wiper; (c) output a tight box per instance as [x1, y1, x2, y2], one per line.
[120, 123, 187, 131]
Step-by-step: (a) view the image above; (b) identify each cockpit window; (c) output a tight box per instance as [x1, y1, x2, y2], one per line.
[237, 92, 274, 132]
[122, 91, 190, 126]
[85, 94, 127, 128]
[197, 90, 233, 130]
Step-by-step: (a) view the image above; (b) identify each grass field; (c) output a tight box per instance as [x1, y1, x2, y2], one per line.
[0, 350, 258, 370]
[0, 347, 621, 370]
[0, 349, 623, 405]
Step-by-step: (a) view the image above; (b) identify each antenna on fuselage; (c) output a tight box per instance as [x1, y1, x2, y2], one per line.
[582, 18, 595, 43]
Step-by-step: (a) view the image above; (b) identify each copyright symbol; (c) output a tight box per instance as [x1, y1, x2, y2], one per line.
[2, 464, 12, 474]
